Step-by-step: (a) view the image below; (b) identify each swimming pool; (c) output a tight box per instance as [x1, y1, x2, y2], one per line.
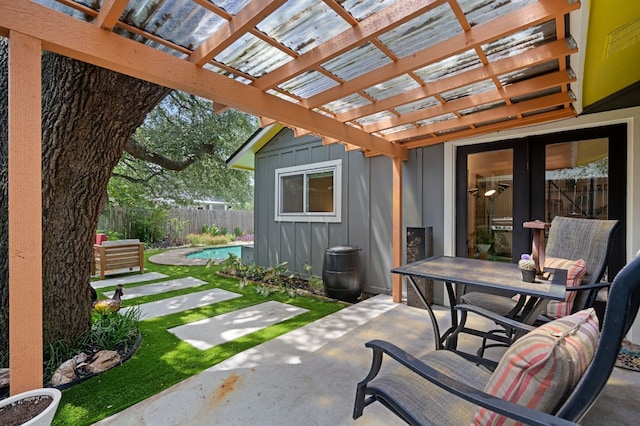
[186, 245, 242, 259]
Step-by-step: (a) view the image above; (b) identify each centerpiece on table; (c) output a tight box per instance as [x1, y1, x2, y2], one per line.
[518, 254, 536, 283]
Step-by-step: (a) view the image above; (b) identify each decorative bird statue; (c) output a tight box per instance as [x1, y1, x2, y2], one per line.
[92, 284, 124, 315]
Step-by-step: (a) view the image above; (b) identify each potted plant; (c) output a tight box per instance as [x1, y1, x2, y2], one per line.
[519, 254, 536, 283]
[475, 226, 492, 259]
[0, 388, 62, 425]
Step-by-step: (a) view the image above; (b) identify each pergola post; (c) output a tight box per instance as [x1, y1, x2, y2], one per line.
[8, 30, 43, 394]
[392, 156, 403, 303]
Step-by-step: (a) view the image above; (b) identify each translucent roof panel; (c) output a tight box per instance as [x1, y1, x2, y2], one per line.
[363, 75, 422, 101]
[322, 43, 392, 81]
[498, 60, 560, 86]
[342, 0, 400, 21]
[459, 100, 506, 116]
[211, 0, 252, 15]
[35, 0, 94, 20]
[114, 27, 188, 59]
[460, 0, 537, 27]
[215, 33, 294, 78]
[417, 113, 459, 127]
[257, 0, 351, 55]
[511, 86, 562, 104]
[378, 3, 463, 58]
[379, 124, 417, 136]
[441, 79, 496, 102]
[279, 71, 340, 99]
[323, 94, 372, 114]
[121, 0, 225, 50]
[414, 50, 483, 83]
[266, 89, 300, 104]
[355, 110, 398, 126]
[394, 97, 441, 115]
[482, 20, 557, 63]
[203, 63, 253, 84]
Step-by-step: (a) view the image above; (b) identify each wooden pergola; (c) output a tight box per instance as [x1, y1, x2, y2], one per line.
[0, 0, 581, 393]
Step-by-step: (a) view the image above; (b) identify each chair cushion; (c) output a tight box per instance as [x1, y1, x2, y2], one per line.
[472, 308, 599, 425]
[543, 257, 587, 319]
[512, 257, 587, 319]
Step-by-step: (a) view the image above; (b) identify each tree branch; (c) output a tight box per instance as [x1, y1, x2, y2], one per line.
[124, 137, 217, 171]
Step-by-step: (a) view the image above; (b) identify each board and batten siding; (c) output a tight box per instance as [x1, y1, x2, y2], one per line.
[254, 128, 392, 295]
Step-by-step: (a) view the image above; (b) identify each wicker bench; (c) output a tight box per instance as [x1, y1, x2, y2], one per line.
[91, 239, 144, 280]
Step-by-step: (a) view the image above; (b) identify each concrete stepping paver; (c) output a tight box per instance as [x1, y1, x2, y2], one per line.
[122, 288, 242, 320]
[104, 277, 207, 300]
[168, 301, 308, 350]
[92, 272, 168, 289]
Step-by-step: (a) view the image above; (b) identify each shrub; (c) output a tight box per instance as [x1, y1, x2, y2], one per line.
[186, 233, 231, 246]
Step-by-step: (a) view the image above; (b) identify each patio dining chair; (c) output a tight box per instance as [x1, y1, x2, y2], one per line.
[353, 254, 640, 426]
[461, 216, 619, 330]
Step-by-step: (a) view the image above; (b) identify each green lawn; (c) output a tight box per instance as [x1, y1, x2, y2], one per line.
[53, 250, 345, 425]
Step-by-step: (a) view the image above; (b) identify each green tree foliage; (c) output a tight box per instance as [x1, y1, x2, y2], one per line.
[110, 91, 258, 209]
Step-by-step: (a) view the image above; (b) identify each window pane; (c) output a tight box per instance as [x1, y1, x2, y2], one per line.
[281, 174, 304, 213]
[307, 171, 334, 212]
[545, 139, 608, 221]
[467, 149, 513, 260]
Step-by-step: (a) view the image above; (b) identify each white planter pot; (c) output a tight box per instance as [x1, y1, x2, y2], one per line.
[0, 388, 62, 426]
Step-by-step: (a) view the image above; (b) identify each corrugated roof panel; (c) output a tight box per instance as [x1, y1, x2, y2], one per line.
[459, 100, 506, 116]
[394, 97, 440, 115]
[203, 63, 253, 84]
[355, 110, 397, 126]
[342, 0, 399, 21]
[498, 60, 559, 86]
[378, 3, 462, 58]
[322, 42, 392, 81]
[363, 74, 421, 101]
[114, 27, 188, 58]
[312, 108, 334, 118]
[35, 0, 94, 19]
[414, 50, 482, 83]
[482, 20, 557, 62]
[121, 0, 225, 50]
[266, 89, 300, 104]
[379, 123, 416, 136]
[279, 71, 340, 99]
[257, 0, 351, 54]
[215, 33, 294, 77]
[323, 94, 371, 114]
[441, 79, 495, 102]
[460, 0, 537, 27]
[417, 113, 458, 126]
[211, 0, 252, 15]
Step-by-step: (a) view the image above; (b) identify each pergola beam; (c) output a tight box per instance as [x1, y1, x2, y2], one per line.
[389, 91, 574, 141]
[304, 0, 579, 109]
[0, 0, 407, 160]
[93, 0, 129, 30]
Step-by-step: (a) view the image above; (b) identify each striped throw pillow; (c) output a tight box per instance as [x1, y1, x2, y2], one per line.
[544, 257, 587, 319]
[472, 309, 599, 425]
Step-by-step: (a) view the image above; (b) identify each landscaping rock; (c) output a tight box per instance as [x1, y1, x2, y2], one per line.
[83, 350, 121, 374]
[50, 352, 88, 386]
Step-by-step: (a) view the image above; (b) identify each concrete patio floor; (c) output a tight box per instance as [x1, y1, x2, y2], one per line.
[94, 294, 640, 425]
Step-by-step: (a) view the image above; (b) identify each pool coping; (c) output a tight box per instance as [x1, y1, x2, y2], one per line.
[148, 243, 252, 266]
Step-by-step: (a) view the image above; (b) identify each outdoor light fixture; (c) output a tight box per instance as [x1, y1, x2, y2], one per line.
[484, 183, 510, 198]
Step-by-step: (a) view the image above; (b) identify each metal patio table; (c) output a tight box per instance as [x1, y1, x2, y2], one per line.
[392, 256, 567, 351]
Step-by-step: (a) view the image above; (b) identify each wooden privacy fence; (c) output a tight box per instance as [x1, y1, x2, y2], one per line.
[98, 207, 254, 241]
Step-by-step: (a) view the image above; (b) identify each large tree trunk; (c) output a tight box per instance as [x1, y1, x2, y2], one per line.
[0, 39, 171, 364]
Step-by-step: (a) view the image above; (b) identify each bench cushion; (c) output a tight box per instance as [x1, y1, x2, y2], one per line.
[472, 308, 599, 425]
[101, 239, 141, 247]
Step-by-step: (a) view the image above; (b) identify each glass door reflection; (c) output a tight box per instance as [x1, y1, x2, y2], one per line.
[467, 149, 513, 260]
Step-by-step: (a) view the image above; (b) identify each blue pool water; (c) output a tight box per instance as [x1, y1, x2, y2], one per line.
[186, 245, 242, 259]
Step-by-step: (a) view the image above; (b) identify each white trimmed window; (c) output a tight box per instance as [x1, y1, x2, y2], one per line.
[275, 159, 342, 222]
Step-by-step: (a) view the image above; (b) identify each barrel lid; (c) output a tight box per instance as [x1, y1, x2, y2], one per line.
[326, 245, 360, 253]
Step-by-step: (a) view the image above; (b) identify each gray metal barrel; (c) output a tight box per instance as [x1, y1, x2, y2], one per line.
[322, 246, 362, 302]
